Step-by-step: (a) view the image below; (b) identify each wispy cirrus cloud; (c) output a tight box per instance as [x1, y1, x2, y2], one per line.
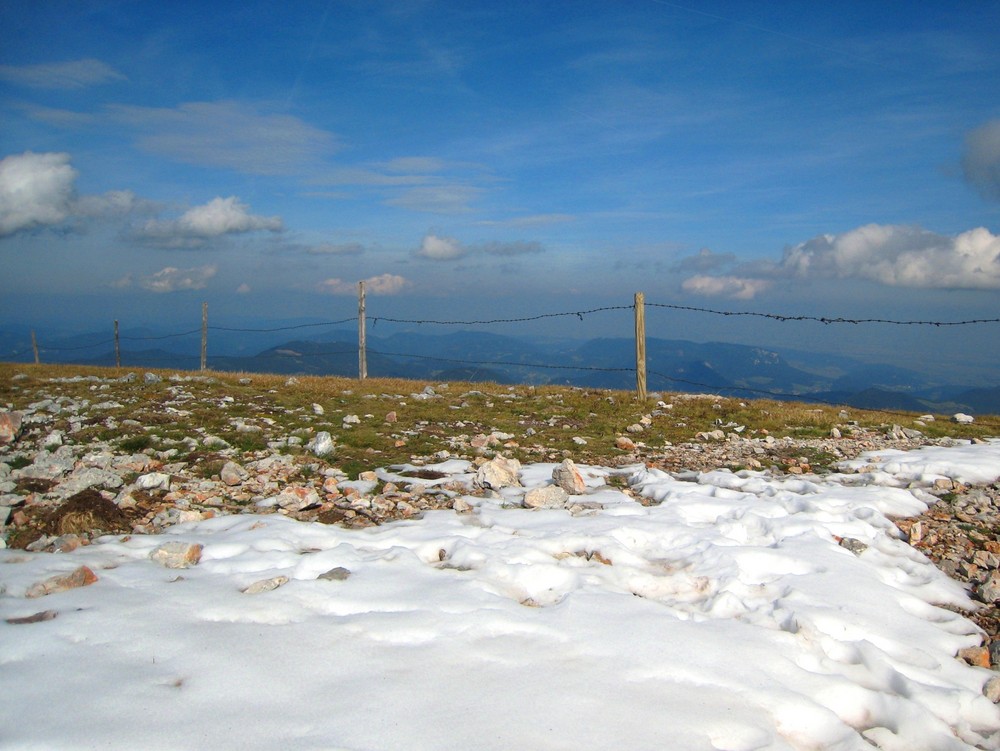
[107, 100, 339, 176]
[386, 185, 482, 214]
[0, 58, 125, 89]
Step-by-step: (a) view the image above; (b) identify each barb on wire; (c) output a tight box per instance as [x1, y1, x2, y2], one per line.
[371, 305, 631, 327]
[646, 302, 1000, 326]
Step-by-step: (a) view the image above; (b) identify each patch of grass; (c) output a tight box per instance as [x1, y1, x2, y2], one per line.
[118, 434, 153, 452]
[4, 454, 32, 470]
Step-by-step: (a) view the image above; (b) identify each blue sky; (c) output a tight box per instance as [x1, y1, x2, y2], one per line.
[1, 1, 999, 377]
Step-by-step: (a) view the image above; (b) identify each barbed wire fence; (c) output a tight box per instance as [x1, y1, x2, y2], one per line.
[14, 283, 1000, 411]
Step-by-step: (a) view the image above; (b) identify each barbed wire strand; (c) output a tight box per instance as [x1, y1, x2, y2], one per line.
[371, 305, 632, 327]
[646, 302, 1000, 326]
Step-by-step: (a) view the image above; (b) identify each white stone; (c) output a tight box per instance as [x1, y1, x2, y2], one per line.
[552, 459, 587, 495]
[523, 486, 569, 508]
[475, 456, 522, 490]
[312, 403, 325, 415]
[307, 431, 335, 457]
[136, 472, 172, 491]
[952, 413, 974, 424]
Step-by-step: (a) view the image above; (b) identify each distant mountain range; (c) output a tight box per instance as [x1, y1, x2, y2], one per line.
[2, 326, 998, 415]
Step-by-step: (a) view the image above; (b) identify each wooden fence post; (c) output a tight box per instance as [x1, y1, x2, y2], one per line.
[634, 292, 646, 401]
[31, 330, 40, 365]
[114, 320, 121, 368]
[358, 281, 367, 381]
[200, 302, 208, 372]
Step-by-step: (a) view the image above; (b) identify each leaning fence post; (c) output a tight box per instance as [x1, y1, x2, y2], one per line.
[114, 320, 121, 368]
[31, 330, 40, 365]
[358, 281, 367, 381]
[200, 302, 208, 371]
[634, 292, 646, 401]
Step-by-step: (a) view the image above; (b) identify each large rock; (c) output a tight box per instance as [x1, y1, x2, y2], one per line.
[523, 486, 569, 509]
[220, 461, 248, 486]
[552, 459, 587, 495]
[307, 431, 335, 457]
[474, 456, 522, 490]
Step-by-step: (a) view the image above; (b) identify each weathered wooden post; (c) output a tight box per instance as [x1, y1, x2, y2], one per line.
[30, 330, 40, 365]
[358, 281, 367, 381]
[200, 302, 208, 371]
[634, 292, 646, 401]
[114, 320, 121, 368]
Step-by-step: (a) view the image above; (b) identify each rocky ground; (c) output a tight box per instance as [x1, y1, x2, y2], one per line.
[2, 368, 998, 678]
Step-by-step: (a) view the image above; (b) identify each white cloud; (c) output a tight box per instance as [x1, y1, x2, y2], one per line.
[319, 274, 410, 296]
[682, 275, 772, 300]
[780, 224, 1000, 289]
[0, 58, 125, 89]
[961, 120, 1000, 202]
[136, 197, 283, 247]
[139, 265, 217, 293]
[0, 151, 77, 236]
[108, 101, 338, 176]
[236, 283, 251, 294]
[416, 233, 464, 260]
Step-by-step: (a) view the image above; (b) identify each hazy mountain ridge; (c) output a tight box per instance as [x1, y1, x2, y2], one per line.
[1, 326, 997, 414]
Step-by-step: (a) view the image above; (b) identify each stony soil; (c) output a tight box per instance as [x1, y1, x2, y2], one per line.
[1, 367, 998, 673]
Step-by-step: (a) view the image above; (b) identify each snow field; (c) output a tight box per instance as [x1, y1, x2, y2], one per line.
[1, 441, 999, 750]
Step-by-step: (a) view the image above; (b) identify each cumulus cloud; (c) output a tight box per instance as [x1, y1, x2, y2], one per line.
[673, 247, 737, 273]
[319, 274, 410, 296]
[0, 58, 125, 89]
[416, 233, 465, 261]
[682, 275, 772, 300]
[136, 197, 283, 248]
[780, 223, 1000, 289]
[108, 100, 338, 176]
[0, 151, 77, 236]
[139, 265, 217, 293]
[236, 283, 252, 294]
[961, 120, 1000, 202]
